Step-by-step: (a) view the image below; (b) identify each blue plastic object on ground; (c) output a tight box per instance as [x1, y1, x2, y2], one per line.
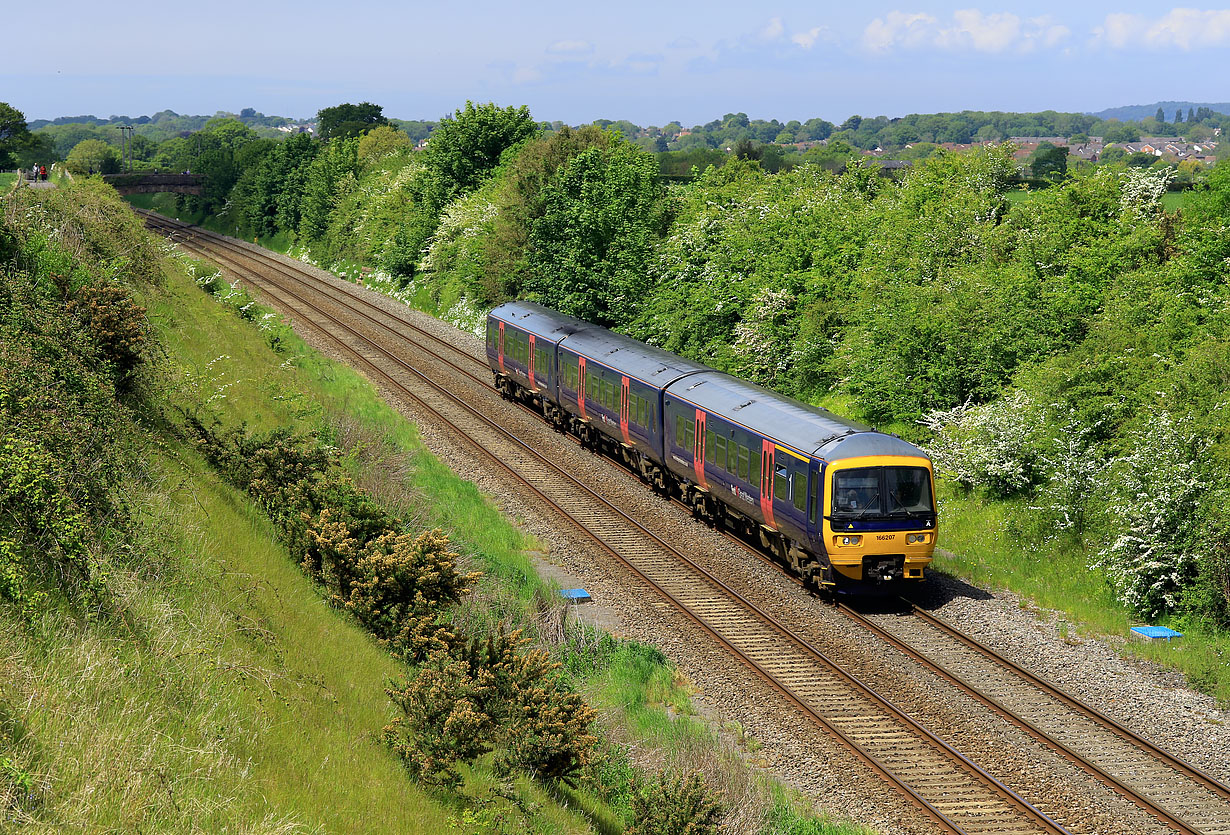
[559, 588, 591, 602]
[1130, 625, 1183, 642]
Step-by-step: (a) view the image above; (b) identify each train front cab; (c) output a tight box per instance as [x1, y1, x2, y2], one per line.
[819, 455, 937, 587]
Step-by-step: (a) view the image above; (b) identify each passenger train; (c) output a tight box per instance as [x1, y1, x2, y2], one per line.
[486, 301, 937, 592]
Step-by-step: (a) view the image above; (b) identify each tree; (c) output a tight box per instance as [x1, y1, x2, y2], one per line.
[1175, 109, 1184, 124]
[0, 102, 32, 169]
[524, 139, 665, 324]
[423, 101, 537, 198]
[733, 138, 762, 161]
[202, 117, 256, 150]
[316, 102, 389, 141]
[1029, 142, 1069, 182]
[356, 124, 411, 165]
[1156, 107, 1166, 123]
[65, 138, 120, 174]
[1103, 122, 1140, 144]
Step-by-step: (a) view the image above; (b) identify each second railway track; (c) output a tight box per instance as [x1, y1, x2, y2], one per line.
[142, 211, 1230, 835]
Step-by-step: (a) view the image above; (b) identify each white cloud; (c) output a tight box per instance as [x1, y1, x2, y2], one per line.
[863, 8, 1070, 54]
[791, 26, 833, 49]
[863, 11, 937, 53]
[760, 17, 785, 41]
[1093, 8, 1230, 49]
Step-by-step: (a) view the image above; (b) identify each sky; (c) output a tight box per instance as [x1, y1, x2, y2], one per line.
[4, 2, 1230, 126]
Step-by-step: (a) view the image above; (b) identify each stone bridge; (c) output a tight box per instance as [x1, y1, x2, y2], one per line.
[103, 173, 204, 195]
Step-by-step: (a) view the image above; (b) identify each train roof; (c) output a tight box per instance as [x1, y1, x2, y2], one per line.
[560, 328, 712, 388]
[663, 371, 929, 464]
[489, 300, 594, 343]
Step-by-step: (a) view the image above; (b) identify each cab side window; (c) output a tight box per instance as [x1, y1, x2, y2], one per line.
[775, 463, 789, 501]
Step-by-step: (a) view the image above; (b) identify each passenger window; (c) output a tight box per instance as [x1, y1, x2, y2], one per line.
[775, 463, 789, 501]
[808, 473, 819, 523]
[751, 450, 761, 487]
[715, 436, 727, 470]
[793, 473, 806, 511]
[705, 431, 716, 464]
[738, 445, 749, 480]
[675, 415, 685, 446]
[726, 440, 737, 475]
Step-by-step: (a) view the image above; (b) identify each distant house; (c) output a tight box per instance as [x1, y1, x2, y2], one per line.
[1068, 142, 1104, 162]
[1008, 136, 1068, 146]
[1116, 138, 1219, 163]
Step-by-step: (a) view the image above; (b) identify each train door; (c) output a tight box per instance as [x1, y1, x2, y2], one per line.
[528, 335, 537, 391]
[620, 377, 631, 445]
[759, 440, 776, 529]
[577, 357, 587, 418]
[693, 410, 707, 488]
[807, 460, 823, 548]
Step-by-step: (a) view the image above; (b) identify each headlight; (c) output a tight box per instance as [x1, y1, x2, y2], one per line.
[839, 535, 861, 546]
[907, 533, 928, 544]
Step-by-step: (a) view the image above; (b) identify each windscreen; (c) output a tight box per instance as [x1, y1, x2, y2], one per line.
[833, 467, 882, 515]
[886, 466, 933, 514]
[832, 466, 934, 517]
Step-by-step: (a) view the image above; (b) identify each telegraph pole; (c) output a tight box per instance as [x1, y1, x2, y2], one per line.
[118, 125, 134, 172]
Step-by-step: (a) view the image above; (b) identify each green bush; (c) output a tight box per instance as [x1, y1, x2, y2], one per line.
[384, 625, 597, 789]
[185, 420, 478, 662]
[626, 771, 723, 835]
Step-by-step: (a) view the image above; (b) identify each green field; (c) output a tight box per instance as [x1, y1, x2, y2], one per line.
[1005, 183, 1191, 210]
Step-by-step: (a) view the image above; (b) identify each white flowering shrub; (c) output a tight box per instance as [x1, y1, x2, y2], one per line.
[1119, 166, 1174, 219]
[1093, 411, 1207, 619]
[922, 390, 1041, 497]
[1032, 408, 1107, 534]
[420, 190, 498, 280]
[732, 287, 797, 388]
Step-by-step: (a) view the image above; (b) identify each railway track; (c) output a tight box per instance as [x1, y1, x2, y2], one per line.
[842, 603, 1230, 835]
[141, 212, 1230, 834]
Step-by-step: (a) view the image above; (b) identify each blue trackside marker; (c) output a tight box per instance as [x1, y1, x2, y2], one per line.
[560, 588, 591, 602]
[1130, 626, 1183, 642]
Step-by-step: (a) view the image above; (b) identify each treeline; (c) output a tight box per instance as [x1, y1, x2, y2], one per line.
[26, 103, 1230, 173]
[557, 107, 1230, 155]
[150, 98, 1230, 634]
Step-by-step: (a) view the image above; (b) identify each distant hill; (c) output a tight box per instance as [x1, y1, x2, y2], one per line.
[1090, 101, 1230, 121]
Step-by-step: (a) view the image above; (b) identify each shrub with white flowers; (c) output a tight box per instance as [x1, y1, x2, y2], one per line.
[1119, 165, 1174, 219]
[1093, 411, 1207, 619]
[922, 390, 1041, 497]
[731, 286, 797, 388]
[1032, 408, 1107, 535]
